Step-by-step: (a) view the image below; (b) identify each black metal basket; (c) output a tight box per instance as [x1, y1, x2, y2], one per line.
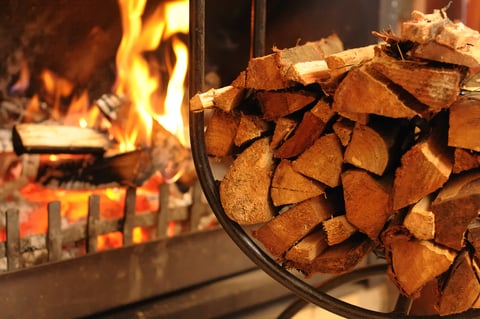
[188, 1, 480, 317]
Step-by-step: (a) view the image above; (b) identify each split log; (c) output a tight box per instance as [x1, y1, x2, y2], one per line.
[448, 98, 480, 152]
[256, 90, 317, 121]
[369, 58, 463, 112]
[284, 230, 329, 265]
[219, 137, 275, 224]
[436, 251, 480, 316]
[270, 159, 325, 206]
[12, 123, 110, 155]
[332, 64, 421, 119]
[392, 119, 453, 210]
[252, 196, 333, 258]
[322, 215, 357, 246]
[342, 169, 394, 240]
[204, 109, 239, 157]
[189, 86, 245, 112]
[292, 133, 343, 188]
[453, 148, 480, 173]
[286, 233, 373, 275]
[343, 119, 401, 176]
[234, 113, 270, 147]
[403, 195, 435, 241]
[332, 117, 354, 146]
[382, 226, 456, 298]
[431, 170, 480, 250]
[270, 117, 297, 149]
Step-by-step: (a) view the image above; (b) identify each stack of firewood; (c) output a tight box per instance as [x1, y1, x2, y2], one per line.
[191, 8, 480, 316]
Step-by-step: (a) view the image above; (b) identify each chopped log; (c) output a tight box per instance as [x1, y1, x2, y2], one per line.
[332, 117, 354, 146]
[270, 117, 297, 149]
[270, 159, 325, 206]
[431, 170, 480, 250]
[219, 137, 275, 224]
[284, 230, 329, 265]
[310, 99, 335, 124]
[409, 279, 441, 316]
[189, 86, 245, 112]
[275, 33, 344, 77]
[204, 109, 239, 157]
[256, 90, 317, 121]
[400, 9, 449, 44]
[292, 133, 343, 188]
[35, 149, 154, 188]
[234, 113, 270, 147]
[448, 98, 480, 152]
[287, 233, 372, 275]
[286, 44, 376, 88]
[322, 215, 357, 246]
[437, 251, 480, 316]
[382, 226, 456, 298]
[342, 169, 394, 240]
[453, 148, 480, 173]
[392, 121, 453, 210]
[410, 41, 480, 69]
[369, 58, 462, 112]
[273, 110, 326, 158]
[332, 65, 420, 119]
[252, 196, 333, 258]
[343, 120, 400, 176]
[150, 119, 191, 183]
[403, 195, 435, 240]
[12, 124, 110, 155]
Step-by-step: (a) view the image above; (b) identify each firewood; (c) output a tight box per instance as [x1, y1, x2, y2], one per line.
[332, 65, 420, 119]
[273, 111, 326, 158]
[233, 113, 270, 147]
[12, 123, 110, 155]
[369, 58, 463, 112]
[292, 133, 343, 188]
[467, 218, 480, 259]
[287, 233, 372, 275]
[453, 148, 480, 173]
[436, 251, 480, 316]
[189, 86, 245, 112]
[219, 137, 275, 225]
[403, 195, 435, 241]
[431, 170, 480, 250]
[448, 98, 480, 152]
[284, 230, 329, 265]
[252, 196, 333, 258]
[256, 90, 317, 121]
[238, 35, 344, 90]
[400, 9, 449, 44]
[322, 215, 357, 246]
[343, 120, 400, 176]
[392, 120, 453, 210]
[270, 159, 325, 206]
[269, 117, 296, 149]
[332, 117, 354, 146]
[382, 226, 456, 298]
[342, 169, 394, 240]
[204, 109, 239, 157]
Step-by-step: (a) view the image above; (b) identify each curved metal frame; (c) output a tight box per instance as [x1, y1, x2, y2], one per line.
[188, 0, 480, 318]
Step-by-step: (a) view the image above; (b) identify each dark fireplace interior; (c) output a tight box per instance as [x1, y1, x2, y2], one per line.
[2, 0, 474, 318]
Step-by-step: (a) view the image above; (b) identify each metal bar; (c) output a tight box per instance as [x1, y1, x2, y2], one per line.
[156, 183, 170, 238]
[86, 194, 100, 253]
[188, 0, 205, 96]
[47, 201, 62, 262]
[6, 208, 20, 271]
[122, 186, 136, 246]
[250, 0, 267, 58]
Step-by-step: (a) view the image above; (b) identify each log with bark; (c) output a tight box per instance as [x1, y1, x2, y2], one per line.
[192, 7, 480, 316]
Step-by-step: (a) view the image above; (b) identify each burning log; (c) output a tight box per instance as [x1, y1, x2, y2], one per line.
[12, 124, 110, 155]
[192, 7, 480, 316]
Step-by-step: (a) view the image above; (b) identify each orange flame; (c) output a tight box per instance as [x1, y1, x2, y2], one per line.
[114, 0, 189, 151]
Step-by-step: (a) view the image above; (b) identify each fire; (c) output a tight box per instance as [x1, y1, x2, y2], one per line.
[114, 0, 189, 150]
[1, 0, 191, 251]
